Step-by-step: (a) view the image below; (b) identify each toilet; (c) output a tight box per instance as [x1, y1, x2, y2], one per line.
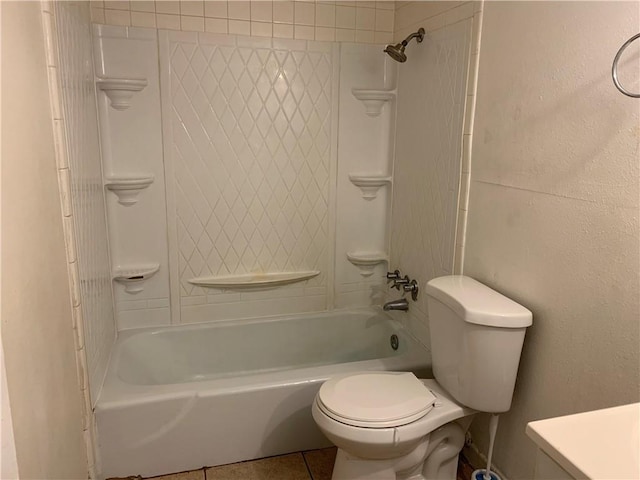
[312, 275, 533, 480]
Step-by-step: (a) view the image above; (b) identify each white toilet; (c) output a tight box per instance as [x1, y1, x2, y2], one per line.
[312, 276, 533, 480]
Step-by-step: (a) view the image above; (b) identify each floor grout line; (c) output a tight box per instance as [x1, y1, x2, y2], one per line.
[301, 451, 314, 480]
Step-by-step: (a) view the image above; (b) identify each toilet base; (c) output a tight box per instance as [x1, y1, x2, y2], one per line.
[333, 449, 404, 480]
[330, 422, 466, 480]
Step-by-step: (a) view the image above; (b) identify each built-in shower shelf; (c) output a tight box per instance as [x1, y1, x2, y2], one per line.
[351, 88, 396, 117]
[113, 264, 160, 294]
[104, 175, 154, 205]
[346, 252, 388, 277]
[189, 271, 321, 290]
[349, 174, 392, 200]
[97, 77, 148, 110]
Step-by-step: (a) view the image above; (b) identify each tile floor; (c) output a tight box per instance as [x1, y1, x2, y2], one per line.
[111, 447, 475, 480]
[111, 448, 336, 480]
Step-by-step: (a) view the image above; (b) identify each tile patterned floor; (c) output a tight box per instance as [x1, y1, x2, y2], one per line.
[111, 448, 337, 480]
[112, 446, 475, 480]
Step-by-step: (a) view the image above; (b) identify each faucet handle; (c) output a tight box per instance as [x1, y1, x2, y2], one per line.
[391, 275, 410, 290]
[403, 279, 419, 301]
[386, 270, 401, 281]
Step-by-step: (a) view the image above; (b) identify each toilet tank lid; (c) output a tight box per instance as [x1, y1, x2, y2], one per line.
[426, 276, 532, 328]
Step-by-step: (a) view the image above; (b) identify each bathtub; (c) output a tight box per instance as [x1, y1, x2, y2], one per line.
[96, 309, 431, 478]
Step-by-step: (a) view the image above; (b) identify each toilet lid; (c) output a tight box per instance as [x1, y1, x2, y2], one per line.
[317, 372, 436, 428]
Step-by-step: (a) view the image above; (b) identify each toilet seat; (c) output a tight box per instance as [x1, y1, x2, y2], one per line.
[312, 377, 475, 458]
[317, 372, 436, 428]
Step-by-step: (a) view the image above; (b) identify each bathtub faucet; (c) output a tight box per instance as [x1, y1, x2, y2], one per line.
[383, 297, 409, 311]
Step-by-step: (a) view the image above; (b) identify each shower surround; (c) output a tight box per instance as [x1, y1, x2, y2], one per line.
[44, 2, 480, 477]
[89, 19, 476, 476]
[162, 31, 337, 323]
[94, 25, 398, 330]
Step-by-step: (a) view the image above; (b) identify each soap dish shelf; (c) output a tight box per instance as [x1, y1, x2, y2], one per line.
[347, 252, 388, 277]
[105, 175, 154, 206]
[97, 77, 148, 111]
[349, 174, 392, 200]
[351, 88, 396, 117]
[113, 264, 160, 294]
[189, 271, 320, 290]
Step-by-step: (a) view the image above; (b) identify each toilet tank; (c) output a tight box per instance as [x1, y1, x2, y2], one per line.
[426, 276, 532, 413]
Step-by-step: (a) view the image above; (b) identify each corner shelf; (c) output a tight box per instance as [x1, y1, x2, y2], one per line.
[346, 252, 388, 277]
[97, 77, 148, 111]
[189, 271, 320, 290]
[113, 264, 160, 294]
[349, 174, 392, 200]
[351, 88, 396, 117]
[104, 175, 154, 206]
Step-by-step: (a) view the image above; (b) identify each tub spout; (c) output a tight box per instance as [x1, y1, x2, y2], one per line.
[383, 297, 409, 311]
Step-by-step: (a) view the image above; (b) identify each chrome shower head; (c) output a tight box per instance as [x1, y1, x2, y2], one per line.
[384, 27, 425, 63]
[384, 43, 407, 63]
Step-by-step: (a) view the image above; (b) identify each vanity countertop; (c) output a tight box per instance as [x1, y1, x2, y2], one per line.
[526, 403, 640, 479]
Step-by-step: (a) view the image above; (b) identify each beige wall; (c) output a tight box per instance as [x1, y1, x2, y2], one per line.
[1, 2, 88, 478]
[465, 1, 640, 478]
[1, 345, 18, 479]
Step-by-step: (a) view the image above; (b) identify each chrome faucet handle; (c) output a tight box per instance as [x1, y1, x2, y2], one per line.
[403, 279, 419, 301]
[386, 270, 401, 281]
[391, 275, 410, 290]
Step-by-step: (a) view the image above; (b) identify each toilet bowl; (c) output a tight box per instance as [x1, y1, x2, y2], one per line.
[312, 373, 474, 480]
[312, 276, 533, 480]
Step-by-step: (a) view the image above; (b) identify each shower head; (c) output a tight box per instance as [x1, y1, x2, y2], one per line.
[384, 28, 425, 63]
[384, 43, 408, 63]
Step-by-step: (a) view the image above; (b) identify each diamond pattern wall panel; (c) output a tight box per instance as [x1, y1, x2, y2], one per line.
[52, 2, 115, 394]
[390, 20, 472, 324]
[165, 33, 334, 310]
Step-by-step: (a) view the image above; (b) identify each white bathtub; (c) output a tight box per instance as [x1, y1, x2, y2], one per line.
[96, 309, 431, 478]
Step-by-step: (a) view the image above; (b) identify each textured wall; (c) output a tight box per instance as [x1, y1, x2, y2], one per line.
[0, 2, 88, 478]
[465, 2, 640, 478]
[90, 0, 395, 43]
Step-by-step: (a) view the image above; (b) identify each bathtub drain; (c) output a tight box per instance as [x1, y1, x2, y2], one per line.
[390, 334, 399, 350]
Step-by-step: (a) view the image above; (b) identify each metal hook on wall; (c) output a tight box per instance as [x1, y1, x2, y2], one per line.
[612, 32, 640, 98]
